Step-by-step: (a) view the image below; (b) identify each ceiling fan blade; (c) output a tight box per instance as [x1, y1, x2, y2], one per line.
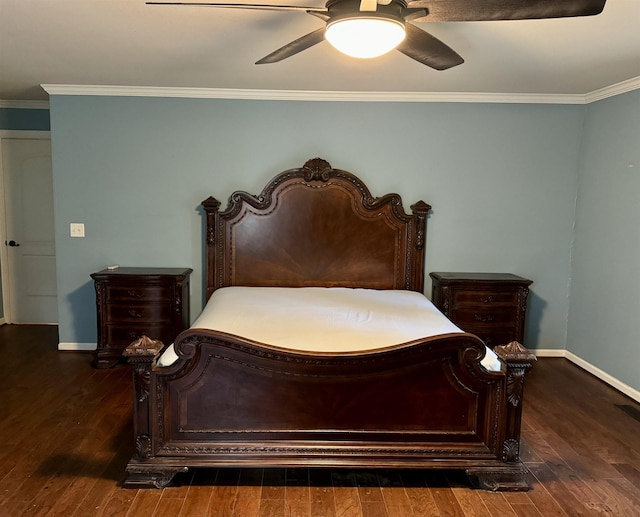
[405, 0, 606, 22]
[256, 28, 326, 64]
[396, 24, 463, 70]
[145, 2, 325, 12]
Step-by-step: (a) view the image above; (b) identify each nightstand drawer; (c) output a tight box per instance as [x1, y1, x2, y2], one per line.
[451, 307, 517, 327]
[105, 285, 172, 303]
[463, 326, 517, 349]
[105, 324, 173, 347]
[105, 303, 172, 323]
[453, 290, 518, 307]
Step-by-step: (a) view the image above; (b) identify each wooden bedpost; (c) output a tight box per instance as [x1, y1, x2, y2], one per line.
[468, 341, 536, 490]
[410, 200, 431, 293]
[201, 196, 221, 301]
[494, 341, 537, 462]
[123, 336, 163, 459]
[123, 336, 189, 488]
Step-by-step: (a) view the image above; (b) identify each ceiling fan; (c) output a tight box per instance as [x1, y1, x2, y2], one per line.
[146, 0, 607, 70]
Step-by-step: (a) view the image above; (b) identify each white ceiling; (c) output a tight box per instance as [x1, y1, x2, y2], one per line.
[1, 0, 639, 102]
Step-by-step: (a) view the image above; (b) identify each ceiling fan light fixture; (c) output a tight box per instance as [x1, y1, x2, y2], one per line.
[325, 15, 406, 59]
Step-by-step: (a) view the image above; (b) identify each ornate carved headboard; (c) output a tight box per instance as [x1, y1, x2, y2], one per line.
[202, 158, 431, 300]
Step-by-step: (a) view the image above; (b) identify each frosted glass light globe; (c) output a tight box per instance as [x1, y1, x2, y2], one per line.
[325, 17, 406, 59]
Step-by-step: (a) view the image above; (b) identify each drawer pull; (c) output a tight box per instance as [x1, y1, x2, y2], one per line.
[128, 309, 144, 318]
[128, 331, 139, 339]
[474, 314, 495, 322]
[127, 290, 144, 298]
[478, 295, 494, 303]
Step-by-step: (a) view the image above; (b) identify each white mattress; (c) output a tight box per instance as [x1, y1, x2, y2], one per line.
[158, 286, 502, 371]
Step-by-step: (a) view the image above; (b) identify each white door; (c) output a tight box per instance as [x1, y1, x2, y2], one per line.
[1, 137, 57, 323]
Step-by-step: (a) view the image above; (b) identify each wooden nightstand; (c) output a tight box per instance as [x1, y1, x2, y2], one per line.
[91, 267, 192, 368]
[430, 272, 532, 348]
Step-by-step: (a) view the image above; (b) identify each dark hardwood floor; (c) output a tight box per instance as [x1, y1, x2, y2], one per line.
[1, 324, 639, 516]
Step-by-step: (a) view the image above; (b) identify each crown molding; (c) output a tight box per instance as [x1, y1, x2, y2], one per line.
[38, 76, 640, 105]
[0, 99, 50, 109]
[584, 76, 640, 103]
[41, 84, 586, 104]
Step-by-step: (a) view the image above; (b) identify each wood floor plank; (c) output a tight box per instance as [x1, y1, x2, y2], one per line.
[124, 490, 162, 516]
[377, 470, 414, 516]
[422, 470, 467, 517]
[285, 467, 311, 516]
[331, 470, 363, 517]
[445, 471, 493, 517]
[523, 429, 610, 512]
[510, 503, 544, 516]
[96, 486, 137, 516]
[526, 463, 599, 517]
[258, 497, 286, 517]
[613, 463, 640, 490]
[177, 484, 214, 517]
[209, 469, 242, 517]
[333, 487, 363, 517]
[522, 484, 570, 517]
[586, 477, 640, 517]
[359, 500, 388, 517]
[262, 468, 287, 501]
[399, 470, 441, 516]
[151, 496, 185, 517]
[309, 469, 337, 517]
[284, 486, 310, 517]
[231, 495, 261, 517]
[354, 470, 384, 504]
[476, 491, 517, 517]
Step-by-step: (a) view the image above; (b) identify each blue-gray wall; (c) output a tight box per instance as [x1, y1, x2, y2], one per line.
[567, 89, 640, 392]
[48, 95, 584, 353]
[0, 108, 50, 131]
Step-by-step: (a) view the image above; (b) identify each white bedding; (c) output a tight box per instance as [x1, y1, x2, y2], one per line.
[158, 286, 502, 371]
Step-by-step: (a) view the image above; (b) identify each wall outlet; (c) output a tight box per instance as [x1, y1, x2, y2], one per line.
[70, 223, 85, 238]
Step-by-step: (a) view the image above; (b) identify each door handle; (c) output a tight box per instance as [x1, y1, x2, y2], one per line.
[6, 240, 20, 247]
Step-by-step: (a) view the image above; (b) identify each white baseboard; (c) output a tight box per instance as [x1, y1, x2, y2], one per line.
[564, 351, 640, 404]
[58, 342, 96, 351]
[530, 348, 567, 358]
[531, 347, 640, 403]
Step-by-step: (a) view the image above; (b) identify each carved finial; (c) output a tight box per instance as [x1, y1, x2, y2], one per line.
[302, 158, 332, 182]
[494, 341, 537, 363]
[123, 335, 164, 359]
[494, 342, 536, 407]
[410, 200, 432, 215]
[201, 196, 221, 212]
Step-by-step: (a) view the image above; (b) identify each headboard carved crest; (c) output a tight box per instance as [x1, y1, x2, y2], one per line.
[201, 158, 431, 300]
[302, 157, 333, 182]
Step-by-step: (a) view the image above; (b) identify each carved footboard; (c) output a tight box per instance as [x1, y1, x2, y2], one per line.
[123, 333, 535, 491]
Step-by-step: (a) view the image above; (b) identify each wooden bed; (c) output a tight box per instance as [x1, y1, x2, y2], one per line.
[123, 157, 536, 491]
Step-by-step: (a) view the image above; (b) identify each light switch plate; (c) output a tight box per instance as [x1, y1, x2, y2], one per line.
[70, 223, 85, 237]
